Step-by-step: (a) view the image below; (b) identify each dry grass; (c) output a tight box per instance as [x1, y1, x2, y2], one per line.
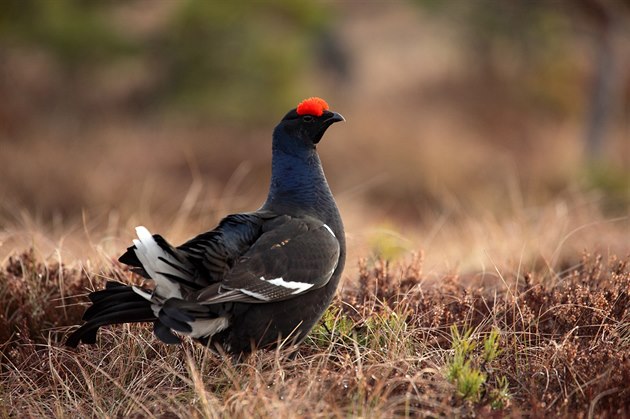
[1, 238, 628, 417]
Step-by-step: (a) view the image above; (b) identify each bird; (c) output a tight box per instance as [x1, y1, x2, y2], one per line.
[66, 97, 345, 355]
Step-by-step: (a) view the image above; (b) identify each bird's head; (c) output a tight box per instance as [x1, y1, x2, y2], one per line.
[274, 97, 345, 151]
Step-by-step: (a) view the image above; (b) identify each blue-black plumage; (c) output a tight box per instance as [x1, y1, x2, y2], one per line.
[67, 97, 345, 355]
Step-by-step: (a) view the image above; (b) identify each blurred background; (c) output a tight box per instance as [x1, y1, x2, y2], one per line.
[0, 0, 628, 272]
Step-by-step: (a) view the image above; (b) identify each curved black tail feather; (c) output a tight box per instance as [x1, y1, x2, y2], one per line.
[66, 281, 156, 347]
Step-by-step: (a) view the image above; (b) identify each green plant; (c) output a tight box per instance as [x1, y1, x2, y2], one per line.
[445, 326, 510, 407]
[308, 305, 355, 348]
[483, 327, 502, 363]
[360, 309, 410, 356]
[446, 326, 485, 401]
[490, 375, 511, 410]
[456, 363, 486, 401]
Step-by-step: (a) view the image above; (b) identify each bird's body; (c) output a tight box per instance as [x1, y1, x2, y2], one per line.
[67, 97, 345, 354]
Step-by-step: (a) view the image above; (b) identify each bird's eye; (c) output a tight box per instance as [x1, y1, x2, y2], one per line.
[302, 115, 314, 123]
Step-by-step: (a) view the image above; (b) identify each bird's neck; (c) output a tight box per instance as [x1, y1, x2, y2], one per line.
[263, 145, 335, 216]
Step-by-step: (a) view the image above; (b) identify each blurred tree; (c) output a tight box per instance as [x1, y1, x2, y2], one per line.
[574, 0, 626, 157]
[413, 0, 580, 112]
[412, 0, 629, 159]
[153, 0, 329, 121]
[0, 0, 333, 124]
[0, 0, 135, 66]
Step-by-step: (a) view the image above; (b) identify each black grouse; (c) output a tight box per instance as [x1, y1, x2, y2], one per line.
[66, 97, 345, 355]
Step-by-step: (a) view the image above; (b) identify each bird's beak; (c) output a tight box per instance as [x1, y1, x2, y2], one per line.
[314, 111, 345, 144]
[324, 111, 345, 124]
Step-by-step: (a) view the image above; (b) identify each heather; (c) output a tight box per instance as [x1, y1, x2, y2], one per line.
[1, 248, 628, 417]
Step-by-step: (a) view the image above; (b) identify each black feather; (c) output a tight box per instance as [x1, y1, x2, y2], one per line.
[157, 256, 194, 276]
[154, 320, 181, 344]
[156, 270, 201, 290]
[66, 285, 156, 347]
[66, 306, 155, 347]
[117, 246, 140, 266]
[117, 248, 150, 278]
[88, 281, 129, 303]
[158, 310, 192, 333]
[161, 302, 195, 323]
[84, 293, 150, 321]
[153, 234, 181, 260]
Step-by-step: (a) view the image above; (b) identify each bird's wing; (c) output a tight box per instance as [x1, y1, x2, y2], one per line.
[175, 213, 271, 286]
[117, 212, 268, 295]
[193, 215, 340, 304]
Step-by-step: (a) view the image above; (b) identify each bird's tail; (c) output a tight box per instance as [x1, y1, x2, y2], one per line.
[66, 281, 156, 347]
[117, 226, 198, 299]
